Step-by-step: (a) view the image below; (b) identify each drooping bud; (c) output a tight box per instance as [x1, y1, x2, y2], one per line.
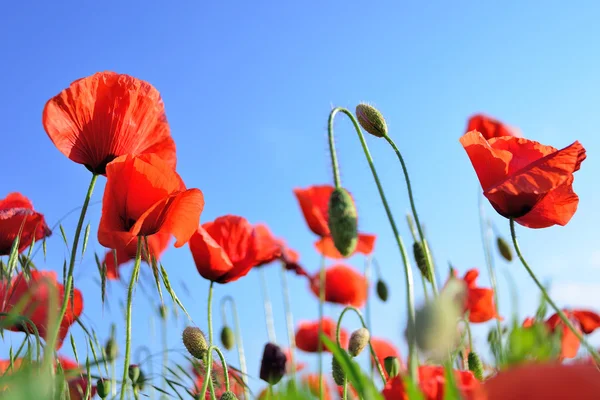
[158, 304, 168, 320]
[496, 237, 513, 262]
[355, 103, 388, 138]
[331, 353, 346, 386]
[182, 326, 208, 360]
[128, 364, 141, 384]
[413, 242, 431, 282]
[259, 342, 287, 385]
[97, 379, 110, 399]
[384, 356, 400, 378]
[348, 328, 370, 357]
[104, 338, 118, 362]
[467, 351, 484, 380]
[220, 326, 235, 350]
[327, 187, 358, 257]
[135, 369, 146, 390]
[220, 392, 239, 400]
[376, 279, 388, 302]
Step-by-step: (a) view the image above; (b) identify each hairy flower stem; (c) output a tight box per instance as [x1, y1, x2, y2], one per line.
[259, 267, 277, 343]
[318, 255, 326, 400]
[327, 107, 418, 380]
[364, 256, 374, 380]
[280, 263, 297, 381]
[44, 174, 98, 367]
[221, 296, 249, 399]
[119, 237, 143, 400]
[510, 218, 600, 365]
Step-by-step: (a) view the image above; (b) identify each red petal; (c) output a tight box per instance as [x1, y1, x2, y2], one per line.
[572, 310, 600, 335]
[514, 177, 579, 228]
[293, 186, 333, 237]
[189, 225, 235, 282]
[466, 114, 522, 139]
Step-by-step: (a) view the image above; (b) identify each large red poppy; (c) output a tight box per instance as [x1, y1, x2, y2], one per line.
[454, 269, 501, 323]
[43, 71, 176, 175]
[309, 264, 367, 307]
[370, 337, 402, 379]
[254, 224, 283, 267]
[98, 154, 204, 251]
[0, 193, 51, 256]
[460, 131, 586, 228]
[295, 318, 348, 353]
[293, 185, 376, 258]
[0, 271, 83, 349]
[466, 114, 522, 140]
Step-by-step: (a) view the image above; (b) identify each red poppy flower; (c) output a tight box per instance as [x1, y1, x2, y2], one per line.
[102, 231, 170, 280]
[0, 193, 51, 256]
[293, 185, 376, 258]
[98, 154, 204, 252]
[466, 114, 522, 140]
[453, 269, 501, 323]
[295, 318, 348, 353]
[0, 271, 83, 349]
[42, 71, 176, 175]
[192, 361, 244, 399]
[460, 131, 586, 228]
[302, 374, 332, 400]
[254, 224, 283, 267]
[382, 365, 480, 400]
[370, 337, 402, 379]
[480, 363, 600, 400]
[309, 264, 368, 307]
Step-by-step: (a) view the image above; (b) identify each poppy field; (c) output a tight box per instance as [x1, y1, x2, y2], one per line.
[0, 69, 599, 400]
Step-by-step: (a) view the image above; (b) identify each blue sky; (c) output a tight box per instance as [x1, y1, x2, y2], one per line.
[2, 1, 600, 396]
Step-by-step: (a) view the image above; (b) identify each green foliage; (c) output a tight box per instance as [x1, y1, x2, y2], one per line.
[504, 322, 561, 366]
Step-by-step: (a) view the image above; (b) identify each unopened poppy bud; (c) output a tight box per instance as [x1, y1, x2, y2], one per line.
[384, 356, 400, 378]
[220, 392, 238, 400]
[220, 326, 235, 350]
[259, 342, 287, 385]
[413, 242, 432, 282]
[356, 103, 388, 138]
[348, 328, 370, 357]
[158, 304, 168, 320]
[182, 326, 208, 360]
[496, 237, 513, 262]
[327, 188, 358, 257]
[97, 379, 110, 399]
[128, 364, 140, 384]
[331, 353, 346, 386]
[104, 338, 118, 362]
[468, 351, 484, 380]
[376, 279, 389, 302]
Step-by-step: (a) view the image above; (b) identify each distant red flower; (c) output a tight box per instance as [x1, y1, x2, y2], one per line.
[370, 337, 402, 379]
[302, 374, 332, 400]
[0, 271, 83, 349]
[480, 363, 600, 400]
[382, 365, 480, 400]
[295, 318, 348, 353]
[192, 361, 244, 399]
[102, 231, 170, 280]
[254, 224, 283, 267]
[0, 193, 51, 256]
[43, 71, 176, 175]
[454, 269, 501, 323]
[294, 185, 376, 258]
[309, 264, 368, 307]
[98, 154, 204, 251]
[461, 131, 586, 228]
[466, 114, 522, 140]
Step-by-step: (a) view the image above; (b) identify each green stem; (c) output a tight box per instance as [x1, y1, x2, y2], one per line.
[259, 267, 277, 343]
[119, 237, 143, 400]
[327, 107, 418, 380]
[44, 173, 98, 365]
[161, 309, 168, 394]
[199, 350, 215, 400]
[207, 281, 216, 399]
[221, 296, 250, 399]
[211, 346, 231, 392]
[509, 218, 600, 364]
[363, 256, 374, 380]
[464, 316, 473, 353]
[342, 379, 348, 400]
[280, 263, 297, 381]
[318, 255, 326, 400]
[385, 135, 438, 295]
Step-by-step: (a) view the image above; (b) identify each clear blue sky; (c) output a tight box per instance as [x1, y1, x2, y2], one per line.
[2, 1, 600, 396]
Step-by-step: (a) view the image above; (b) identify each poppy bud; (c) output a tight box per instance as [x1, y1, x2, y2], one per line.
[327, 188, 358, 257]
[348, 328, 370, 357]
[104, 338, 118, 362]
[220, 326, 235, 350]
[182, 326, 208, 360]
[97, 379, 110, 399]
[384, 356, 400, 378]
[220, 392, 238, 400]
[331, 353, 346, 386]
[355, 103, 388, 138]
[468, 351, 484, 380]
[128, 364, 141, 384]
[158, 304, 168, 320]
[496, 237, 513, 262]
[376, 279, 389, 302]
[413, 242, 432, 282]
[259, 342, 287, 385]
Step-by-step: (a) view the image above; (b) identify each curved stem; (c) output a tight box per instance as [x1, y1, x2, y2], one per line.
[211, 346, 231, 392]
[385, 135, 438, 295]
[119, 236, 143, 400]
[318, 255, 326, 400]
[328, 107, 418, 380]
[509, 218, 600, 364]
[280, 263, 297, 381]
[221, 296, 250, 399]
[259, 267, 277, 343]
[199, 350, 215, 400]
[44, 173, 98, 365]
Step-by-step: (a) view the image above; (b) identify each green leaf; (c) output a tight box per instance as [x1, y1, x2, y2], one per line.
[160, 264, 191, 320]
[82, 223, 91, 257]
[59, 224, 69, 249]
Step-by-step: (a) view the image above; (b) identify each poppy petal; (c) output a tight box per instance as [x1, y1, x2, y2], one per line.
[293, 186, 333, 237]
[189, 225, 235, 282]
[514, 178, 579, 228]
[314, 234, 376, 259]
[572, 310, 600, 335]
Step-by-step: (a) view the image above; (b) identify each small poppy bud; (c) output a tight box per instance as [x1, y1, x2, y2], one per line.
[496, 237, 513, 262]
[97, 379, 110, 399]
[331, 353, 346, 386]
[468, 351, 484, 381]
[128, 364, 141, 384]
[348, 327, 370, 357]
[182, 326, 208, 360]
[220, 392, 238, 400]
[413, 242, 432, 282]
[259, 342, 287, 385]
[384, 356, 400, 378]
[327, 188, 358, 257]
[376, 279, 389, 302]
[355, 103, 388, 138]
[158, 304, 168, 320]
[104, 338, 118, 362]
[220, 326, 235, 350]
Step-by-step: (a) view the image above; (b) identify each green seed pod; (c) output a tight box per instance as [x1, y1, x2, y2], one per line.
[220, 392, 238, 400]
[348, 328, 370, 357]
[384, 356, 400, 378]
[135, 369, 146, 390]
[496, 237, 513, 262]
[220, 326, 235, 350]
[327, 187, 358, 257]
[413, 242, 431, 282]
[467, 351, 484, 381]
[182, 326, 209, 360]
[104, 338, 118, 362]
[355, 103, 388, 138]
[97, 379, 110, 399]
[128, 364, 141, 384]
[331, 353, 346, 386]
[376, 279, 389, 302]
